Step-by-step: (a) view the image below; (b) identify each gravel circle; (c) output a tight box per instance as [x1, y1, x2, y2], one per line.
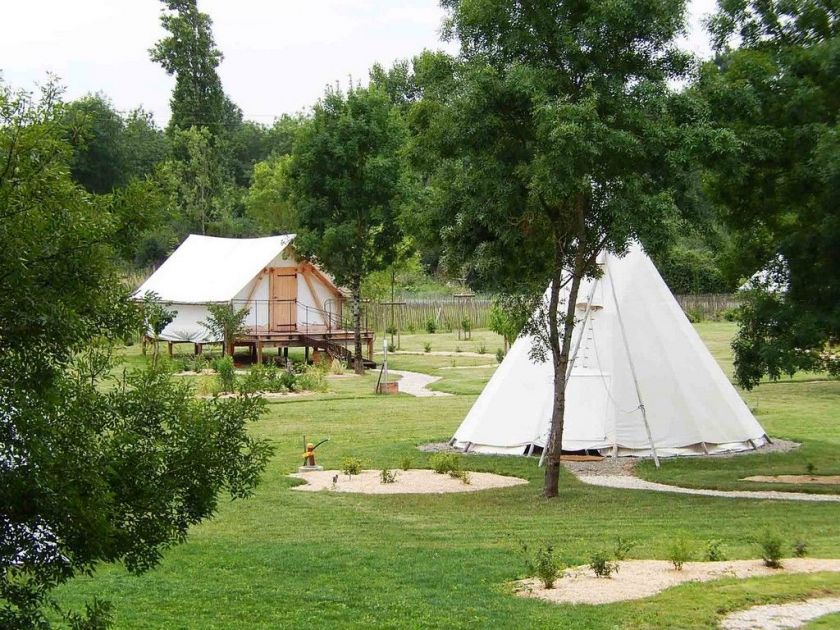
[514, 559, 840, 606]
[721, 597, 840, 629]
[290, 469, 528, 494]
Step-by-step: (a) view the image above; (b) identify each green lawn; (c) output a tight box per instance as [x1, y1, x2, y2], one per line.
[52, 324, 840, 628]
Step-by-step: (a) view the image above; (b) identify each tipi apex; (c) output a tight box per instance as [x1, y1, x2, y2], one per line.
[451, 243, 768, 459]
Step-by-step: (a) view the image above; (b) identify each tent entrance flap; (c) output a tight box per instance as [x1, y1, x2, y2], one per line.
[270, 268, 297, 331]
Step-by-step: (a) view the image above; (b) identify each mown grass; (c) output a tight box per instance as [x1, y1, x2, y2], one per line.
[51, 324, 840, 628]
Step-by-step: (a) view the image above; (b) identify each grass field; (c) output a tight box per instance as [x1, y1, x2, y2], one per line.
[53, 323, 840, 628]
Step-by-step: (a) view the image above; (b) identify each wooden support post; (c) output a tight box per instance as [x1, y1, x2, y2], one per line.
[256, 340, 263, 365]
[194, 343, 201, 356]
[304, 346, 309, 363]
[367, 337, 374, 360]
[283, 347, 289, 359]
[250, 344, 257, 363]
[167, 341, 173, 357]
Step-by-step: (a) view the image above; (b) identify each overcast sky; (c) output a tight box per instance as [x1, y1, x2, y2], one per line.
[1, 0, 717, 127]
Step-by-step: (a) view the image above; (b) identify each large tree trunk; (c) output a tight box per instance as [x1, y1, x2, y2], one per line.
[352, 274, 364, 375]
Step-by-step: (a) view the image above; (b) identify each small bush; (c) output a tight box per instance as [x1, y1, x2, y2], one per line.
[461, 317, 472, 333]
[668, 538, 692, 571]
[613, 536, 637, 561]
[685, 307, 704, 323]
[705, 539, 726, 562]
[792, 540, 808, 558]
[399, 456, 412, 471]
[721, 307, 739, 322]
[449, 469, 470, 485]
[495, 348, 505, 363]
[425, 318, 437, 334]
[758, 530, 784, 568]
[430, 453, 460, 474]
[341, 457, 363, 478]
[407, 323, 416, 334]
[478, 342, 487, 354]
[385, 325, 398, 336]
[589, 551, 619, 578]
[297, 365, 328, 392]
[533, 544, 563, 589]
[806, 462, 816, 476]
[424, 342, 432, 353]
[380, 468, 397, 484]
[387, 342, 396, 353]
[214, 356, 236, 393]
[329, 358, 346, 375]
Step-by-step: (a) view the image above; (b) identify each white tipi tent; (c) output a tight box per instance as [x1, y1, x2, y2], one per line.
[452, 243, 768, 458]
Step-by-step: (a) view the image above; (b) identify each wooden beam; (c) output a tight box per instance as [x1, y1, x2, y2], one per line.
[301, 267, 324, 312]
[304, 262, 343, 299]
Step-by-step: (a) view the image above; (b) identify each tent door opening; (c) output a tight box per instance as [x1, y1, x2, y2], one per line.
[269, 268, 297, 332]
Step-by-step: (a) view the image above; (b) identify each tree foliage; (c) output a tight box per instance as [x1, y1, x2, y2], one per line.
[0, 81, 272, 628]
[287, 86, 407, 372]
[699, 0, 839, 386]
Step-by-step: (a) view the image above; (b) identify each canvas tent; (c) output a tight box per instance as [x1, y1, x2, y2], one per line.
[452, 243, 768, 458]
[135, 234, 344, 343]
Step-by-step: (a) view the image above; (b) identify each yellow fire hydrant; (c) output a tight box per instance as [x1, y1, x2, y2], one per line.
[302, 443, 317, 467]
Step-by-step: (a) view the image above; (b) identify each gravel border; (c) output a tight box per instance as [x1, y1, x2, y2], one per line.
[389, 370, 453, 397]
[721, 597, 840, 629]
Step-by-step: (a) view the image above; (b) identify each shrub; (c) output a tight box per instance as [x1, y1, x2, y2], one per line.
[455, 346, 462, 353]
[329, 358, 346, 375]
[387, 342, 396, 353]
[461, 317, 472, 333]
[793, 540, 808, 558]
[478, 342, 487, 354]
[430, 453, 460, 474]
[400, 456, 412, 471]
[496, 348, 505, 363]
[425, 318, 437, 334]
[589, 551, 619, 578]
[806, 462, 816, 476]
[424, 342, 432, 353]
[668, 538, 692, 571]
[758, 530, 784, 568]
[380, 468, 397, 484]
[685, 307, 704, 323]
[613, 536, 637, 561]
[533, 544, 563, 589]
[705, 539, 726, 562]
[341, 457, 363, 478]
[449, 469, 470, 484]
[721, 307, 739, 322]
[385, 325, 398, 336]
[214, 356, 236, 393]
[407, 323, 416, 334]
[297, 365, 328, 392]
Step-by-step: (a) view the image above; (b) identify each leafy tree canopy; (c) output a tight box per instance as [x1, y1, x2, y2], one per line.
[701, 0, 839, 386]
[0, 80, 271, 627]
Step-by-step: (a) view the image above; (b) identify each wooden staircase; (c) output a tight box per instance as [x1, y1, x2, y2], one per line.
[300, 335, 377, 369]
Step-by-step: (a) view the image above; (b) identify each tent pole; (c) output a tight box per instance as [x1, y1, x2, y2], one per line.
[606, 258, 661, 469]
[538, 278, 599, 467]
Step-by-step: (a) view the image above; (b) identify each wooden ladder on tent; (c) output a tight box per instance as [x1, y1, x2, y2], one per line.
[299, 335, 377, 369]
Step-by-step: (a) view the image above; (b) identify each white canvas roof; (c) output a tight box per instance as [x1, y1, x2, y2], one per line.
[452, 243, 767, 458]
[135, 234, 296, 303]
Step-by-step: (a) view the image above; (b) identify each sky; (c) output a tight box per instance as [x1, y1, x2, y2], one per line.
[1, 0, 717, 127]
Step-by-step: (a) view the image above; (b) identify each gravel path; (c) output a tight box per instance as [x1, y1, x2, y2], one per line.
[721, 597, 840, 629]
[392, 350, 488, 358]
[577, 474, 840, 502]
[390, 370, 453, 397]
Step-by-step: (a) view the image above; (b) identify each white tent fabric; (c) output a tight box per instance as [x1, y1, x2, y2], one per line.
[452, 243, 767, 457]
[136, 234, 295, 303]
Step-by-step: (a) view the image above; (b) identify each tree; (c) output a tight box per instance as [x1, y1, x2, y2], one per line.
[150, 0, 227, 134]
[0, 81, 272, 627]
[287, 86, 407, 374]
[244, 155, 297, 234]
[412, 0, 708, 496]
[700, 0, 839, 387]
[63, 93, 128, 193]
